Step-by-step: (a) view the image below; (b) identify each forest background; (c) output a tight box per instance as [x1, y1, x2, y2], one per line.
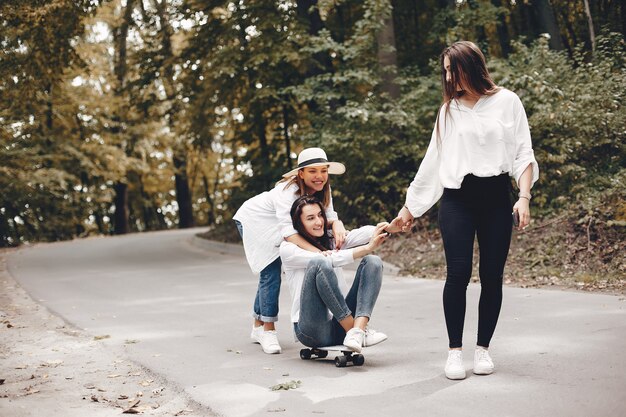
[1, 0, 624, 290]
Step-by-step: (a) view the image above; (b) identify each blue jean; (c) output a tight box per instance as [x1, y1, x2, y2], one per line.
[234, 220, 281, 322]
[294, 255, 383, 348]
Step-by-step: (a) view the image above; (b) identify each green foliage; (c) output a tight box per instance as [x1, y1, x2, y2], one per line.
[492, 34, 626, 214]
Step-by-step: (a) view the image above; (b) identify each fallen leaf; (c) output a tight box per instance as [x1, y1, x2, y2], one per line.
[125, 339, 139, 344]
[138, 380, 153, 387]
[0, 379, 5, 385]
[118, 394, 129, 400]
[91, 395, 99, 402]
[269, 380, 302, 391]
[268, 408, 286, 413]
[15, 364, 28, 369]
[42, 359, 63, 367]
[152, 387, 165, 395]
[94, 335, 111, 340]
[84, 383, 96, 389]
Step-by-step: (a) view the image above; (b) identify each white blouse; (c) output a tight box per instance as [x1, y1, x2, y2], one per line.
[405, 88, 539, 218]
[233, 181, 338, 274]
[279, 226, 374, 323]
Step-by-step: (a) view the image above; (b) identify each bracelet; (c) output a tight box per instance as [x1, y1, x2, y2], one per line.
[519, 192, 531, 200]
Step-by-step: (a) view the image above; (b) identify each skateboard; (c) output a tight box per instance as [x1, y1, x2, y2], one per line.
[299, 345, 365, 367]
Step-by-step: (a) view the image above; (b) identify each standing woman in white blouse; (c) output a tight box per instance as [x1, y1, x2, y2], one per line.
[396, 41, 539, 380]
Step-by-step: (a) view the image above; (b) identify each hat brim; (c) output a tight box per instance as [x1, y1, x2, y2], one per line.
[282, 162, 346, 178]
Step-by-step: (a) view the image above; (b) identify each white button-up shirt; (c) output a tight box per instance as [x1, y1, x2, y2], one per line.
[279, 226, 374, 323]
[233, 181, 339, 274]
[405, 88, 539, 217]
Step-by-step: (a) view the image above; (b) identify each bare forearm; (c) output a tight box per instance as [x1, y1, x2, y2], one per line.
[518, 164, 533, 195]
[286, 234, 320, 253]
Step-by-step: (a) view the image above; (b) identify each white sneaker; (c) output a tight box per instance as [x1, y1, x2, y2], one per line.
[363, 327, 388, 347]
[250, 325, 263, 343]
[343, 328, 365, 353]
[258, 330, 281, 354]
[473, 347, 494, 375]
[445, 350, 466, 380]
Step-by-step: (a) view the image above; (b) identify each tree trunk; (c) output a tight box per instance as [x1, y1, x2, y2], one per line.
[202, 174, 216, 225]
[113, 182, 130, 234]
[173, 152, 195, 228]
[155, 0, 195, 229]
[493, 0, 511, 57]
[283, 106, 293, 169]
[111, 0, 135, 235]
[376, 7, 400, 100]
[582, 0, 596, 52]
[533, 0, 564, 50]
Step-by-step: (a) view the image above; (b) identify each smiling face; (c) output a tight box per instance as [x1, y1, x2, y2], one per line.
[298, 166, 329, 194]
[299, 203, 326, 238]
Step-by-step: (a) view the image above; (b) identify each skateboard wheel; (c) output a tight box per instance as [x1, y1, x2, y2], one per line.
[317, 350, 328, 359]
[335, 356, 348, 367]
[353, 354, 365, 366]
[300, 349, 312, 360]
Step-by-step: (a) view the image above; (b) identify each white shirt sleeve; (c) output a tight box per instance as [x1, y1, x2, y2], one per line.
[325, 186, 339, 221]
[279, 242, 355, 271]
[405, 121, 444, 218]
[342, 225, 375, 249]
[274, 183, 299, 239]
[511, 98, 540, 188]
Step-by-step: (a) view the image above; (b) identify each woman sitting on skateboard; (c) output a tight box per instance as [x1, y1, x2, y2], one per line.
[279, 195, 400, 353]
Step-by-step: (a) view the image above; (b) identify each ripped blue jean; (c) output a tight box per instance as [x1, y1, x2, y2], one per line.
[234, 220, 281, 322]
[294, 255, 383, 348]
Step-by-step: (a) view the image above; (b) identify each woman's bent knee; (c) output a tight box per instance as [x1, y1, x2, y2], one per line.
[307, 256, 333, 271]
[363, 254, 383, 270]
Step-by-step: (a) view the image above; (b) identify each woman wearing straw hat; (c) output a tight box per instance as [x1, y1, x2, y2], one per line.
[233, 148, 348, 354]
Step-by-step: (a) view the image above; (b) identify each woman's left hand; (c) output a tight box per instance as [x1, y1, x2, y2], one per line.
[513, 198, 531, 230]
[332, 220, 347, 249]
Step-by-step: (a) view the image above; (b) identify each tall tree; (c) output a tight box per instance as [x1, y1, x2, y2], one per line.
[533, 0, 565, 50]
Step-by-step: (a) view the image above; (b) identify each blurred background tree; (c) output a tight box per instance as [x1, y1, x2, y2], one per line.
[1, 0, 624, 281]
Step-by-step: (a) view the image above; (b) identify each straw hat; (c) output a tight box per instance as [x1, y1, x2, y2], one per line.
[282, 148, 346, 178]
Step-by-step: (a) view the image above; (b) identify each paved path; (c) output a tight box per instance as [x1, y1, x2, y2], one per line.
[7, 228, 626, 417]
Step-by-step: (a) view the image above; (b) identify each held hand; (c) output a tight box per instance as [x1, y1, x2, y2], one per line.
[332, 220, 347, 249]
[386, 216, 405, 234]
[513, 198, 531, 230]
[397, 206, 414, 232]
[366, 222, 390, 252]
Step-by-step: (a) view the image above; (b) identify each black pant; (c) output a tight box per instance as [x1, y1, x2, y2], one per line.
[438, 174, 513, 349]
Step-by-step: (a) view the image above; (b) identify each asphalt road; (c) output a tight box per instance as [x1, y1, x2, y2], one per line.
[7, 228, 626, 417]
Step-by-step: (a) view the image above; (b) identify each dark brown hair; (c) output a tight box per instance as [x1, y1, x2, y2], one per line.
[436, 41, 500, 144]
[280, 169, 331, 208]
[289, 195, 333, 251]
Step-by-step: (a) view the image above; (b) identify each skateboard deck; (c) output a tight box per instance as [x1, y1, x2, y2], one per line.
[299, 345, 365, 367]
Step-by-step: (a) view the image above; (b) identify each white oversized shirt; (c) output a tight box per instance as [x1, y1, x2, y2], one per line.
[233, 181, 339, 274]
[279, 226, 374, 323]
[405, 88, 539, 218]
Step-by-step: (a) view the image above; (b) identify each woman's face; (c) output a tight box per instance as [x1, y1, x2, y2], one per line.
[299, 166, 328, 194]
[443, 56, 464, 93]
[299, 204, 325, 238]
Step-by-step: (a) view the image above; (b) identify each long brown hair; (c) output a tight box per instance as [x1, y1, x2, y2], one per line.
[290, 195, 333, 251]
[279, 170, 331, 208]
[436, 41, 500, 145]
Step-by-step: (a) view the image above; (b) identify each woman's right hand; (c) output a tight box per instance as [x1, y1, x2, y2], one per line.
[396, 206, 414, 232]
[366, 223, 390, 252]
